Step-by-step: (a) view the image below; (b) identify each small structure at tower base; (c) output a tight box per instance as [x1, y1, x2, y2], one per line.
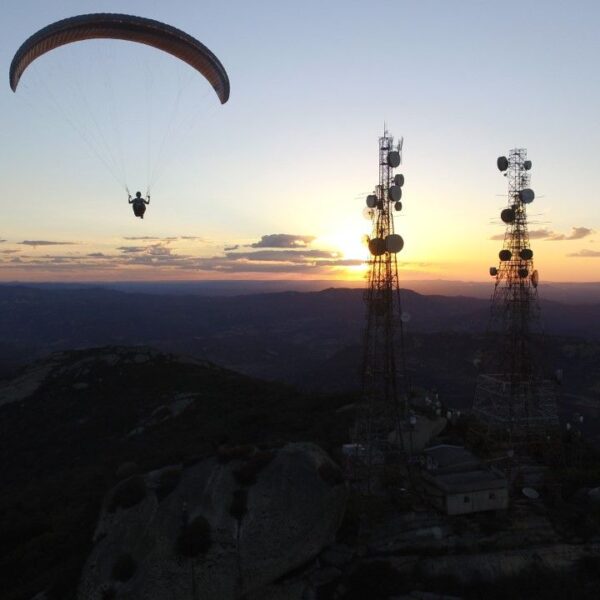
[420, 445, 509, 515]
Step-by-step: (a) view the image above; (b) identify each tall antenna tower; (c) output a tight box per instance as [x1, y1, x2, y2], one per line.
[352, 128, 409, 489]
[473, 149, 560, 455]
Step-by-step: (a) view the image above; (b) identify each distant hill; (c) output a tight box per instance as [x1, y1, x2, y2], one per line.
[0, 285, 598, 385]
[4, 279, 600, 304]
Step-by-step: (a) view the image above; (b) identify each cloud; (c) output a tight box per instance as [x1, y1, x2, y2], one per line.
[529, 229, 556, 240]
[249, 234, 316, 248]
[117, 246, 146, 254]
[122, 236, 199, 242]
[189, 255, 362, 273]
[567, 249, 600, 258]
[0, 249, 19, 254]
[490, 227, 594, 242]
[86, 252, 113, 259]
[225, 249, 338, 262]
[146, 244, 173, 257]
[546, 226, 594, 241]
[0, 240, 5, 243]
[20, 240, 77, 247]
[117, 242, 175, 256]
[0, 232, 363, 276]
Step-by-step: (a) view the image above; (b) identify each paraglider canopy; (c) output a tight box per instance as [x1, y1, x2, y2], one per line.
[9, 13, 230, 104]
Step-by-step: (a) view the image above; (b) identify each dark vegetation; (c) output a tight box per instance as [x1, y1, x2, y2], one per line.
[229, 489, 248, 521]
[412, 562, 600, 600]
[111, 553, 137, 582]
[317, 461, 345, 486]
[155, 466, 182, 501]
[232, 450, 275, 486]
[176, 515, 212, 558]
[108, 476, 147, 512]
[340, 560, 408, 600]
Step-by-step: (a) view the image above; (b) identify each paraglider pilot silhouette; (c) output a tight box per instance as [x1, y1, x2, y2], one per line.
[128, 191, 150, 219]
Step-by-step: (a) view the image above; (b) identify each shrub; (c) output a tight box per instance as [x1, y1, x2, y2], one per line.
[318, 461, 344, 486]
[577, 555, 600, 578]
[108, 476, 146, 512]
[111, 553, 137, 582]
[217, 444, 255, 464]
[233, 451, 275, 486]
[115, 461, 139, 481]
[341, 560, 405, 599]
[101, 584, 117, 599]
[229, 489, 248, 521]
[156, 467, 182, 501]
[176, 515, 212, 557]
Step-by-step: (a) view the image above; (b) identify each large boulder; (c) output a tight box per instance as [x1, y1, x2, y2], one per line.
[78, 443, 347, 600]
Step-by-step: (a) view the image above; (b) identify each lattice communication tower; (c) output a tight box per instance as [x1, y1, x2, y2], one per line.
[473, 149, 560, 452]
[351, 129, 409, 486]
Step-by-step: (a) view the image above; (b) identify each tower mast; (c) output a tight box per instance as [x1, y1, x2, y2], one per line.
[473, 149, 560, 456]
[352, 128, 409, 490]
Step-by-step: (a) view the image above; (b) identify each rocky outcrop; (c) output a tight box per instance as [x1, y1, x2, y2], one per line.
[78, 443, 347, 600]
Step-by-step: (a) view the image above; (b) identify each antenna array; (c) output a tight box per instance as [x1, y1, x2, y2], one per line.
[350, 128, 410, 491]
[473, 149, 560, 460]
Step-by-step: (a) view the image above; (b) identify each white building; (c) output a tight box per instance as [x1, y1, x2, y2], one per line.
[420, 445, 508, 515]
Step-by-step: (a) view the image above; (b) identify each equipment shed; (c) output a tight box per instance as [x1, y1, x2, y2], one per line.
[421, 445, 508, 515]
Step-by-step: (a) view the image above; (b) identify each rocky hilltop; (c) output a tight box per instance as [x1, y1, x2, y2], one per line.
[3, 346, 600, 600]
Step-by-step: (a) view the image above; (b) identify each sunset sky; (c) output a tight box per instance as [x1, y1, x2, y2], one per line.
[0, 0, 599, 282]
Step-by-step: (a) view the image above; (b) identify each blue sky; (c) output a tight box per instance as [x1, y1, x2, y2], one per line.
[0, 0, 599, 281]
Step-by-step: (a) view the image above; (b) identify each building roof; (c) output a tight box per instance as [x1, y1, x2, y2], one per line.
[423, 469, 507, 494]
[423, 444, 481, 473]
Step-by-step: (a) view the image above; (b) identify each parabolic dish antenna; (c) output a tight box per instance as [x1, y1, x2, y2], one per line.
[400, 312, 411, 323]
[394, 201, 402, 212]
[368, 237, 386, 256]
[366, 194, 377, 208]
[520, 248, 533, 260]
[385, 233, 404, 253]
[519, 188, 535, 204]
[522, 487, 540, 500]
[389, 185, 402, 202]
[362, 207, 374, 220]
[394, 173, 405, 187]
[531, 270, 539, 287]
[501, 208, 515, 224]
[524, 160, 532, 170]
[499, 249, 512, 261]
[497, 156, 509, 171]
[518, 267, 529, 278]
[489, 267, 498, 276]
[387, 151, 401, 168]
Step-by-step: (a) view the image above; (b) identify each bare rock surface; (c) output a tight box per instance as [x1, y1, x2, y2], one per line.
[78, 443, 347, 600]
[367, 512, 452, 554]
[0, 360, 56, 406]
